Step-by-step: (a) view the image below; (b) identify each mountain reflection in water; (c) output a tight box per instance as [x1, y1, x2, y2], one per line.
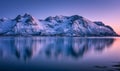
[0, 37, 114, 61]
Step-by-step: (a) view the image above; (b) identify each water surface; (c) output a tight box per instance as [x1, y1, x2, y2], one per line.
[0, 36, 120, 71]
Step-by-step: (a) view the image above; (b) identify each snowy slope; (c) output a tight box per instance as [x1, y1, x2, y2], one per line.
[0, 14, 118, 36]
[6, 13, 44, 35]
[0, 18, 16, 34]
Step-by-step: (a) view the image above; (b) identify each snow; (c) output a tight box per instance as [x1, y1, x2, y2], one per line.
[0, 20, 16, 34]
[0, 14, 117, 36]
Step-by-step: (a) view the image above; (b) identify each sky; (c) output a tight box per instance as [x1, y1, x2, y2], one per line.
[0, 0, 120, 34]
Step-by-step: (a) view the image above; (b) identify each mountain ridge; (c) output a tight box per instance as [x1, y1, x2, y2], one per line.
[0, 13, 118, 36]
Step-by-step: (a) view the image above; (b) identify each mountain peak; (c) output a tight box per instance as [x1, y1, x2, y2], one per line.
[13, 13, 36, 24]
[0, 18, 8, 22]
[71, 15, 83, 19]
[14, 15, 22, 22]
[54, 15, 67, 19]
[23, 13, 31, 17]
[45, 16, 54, 21]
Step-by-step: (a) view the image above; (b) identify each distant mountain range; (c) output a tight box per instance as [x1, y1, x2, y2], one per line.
[0, 13, 118, 36]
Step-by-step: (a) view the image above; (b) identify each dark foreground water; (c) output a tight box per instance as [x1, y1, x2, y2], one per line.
[0, 36, 120, 71]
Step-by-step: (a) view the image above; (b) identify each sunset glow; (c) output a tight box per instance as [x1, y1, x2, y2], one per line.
[0, 0, 120, 34]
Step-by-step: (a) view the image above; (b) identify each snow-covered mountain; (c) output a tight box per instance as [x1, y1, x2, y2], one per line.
[0, 13, 118, 36]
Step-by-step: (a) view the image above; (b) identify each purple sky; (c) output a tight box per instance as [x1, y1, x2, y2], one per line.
[0, 0, 120, 34]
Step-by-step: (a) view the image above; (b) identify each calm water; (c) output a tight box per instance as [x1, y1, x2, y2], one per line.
[0, 36, 120, 71]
